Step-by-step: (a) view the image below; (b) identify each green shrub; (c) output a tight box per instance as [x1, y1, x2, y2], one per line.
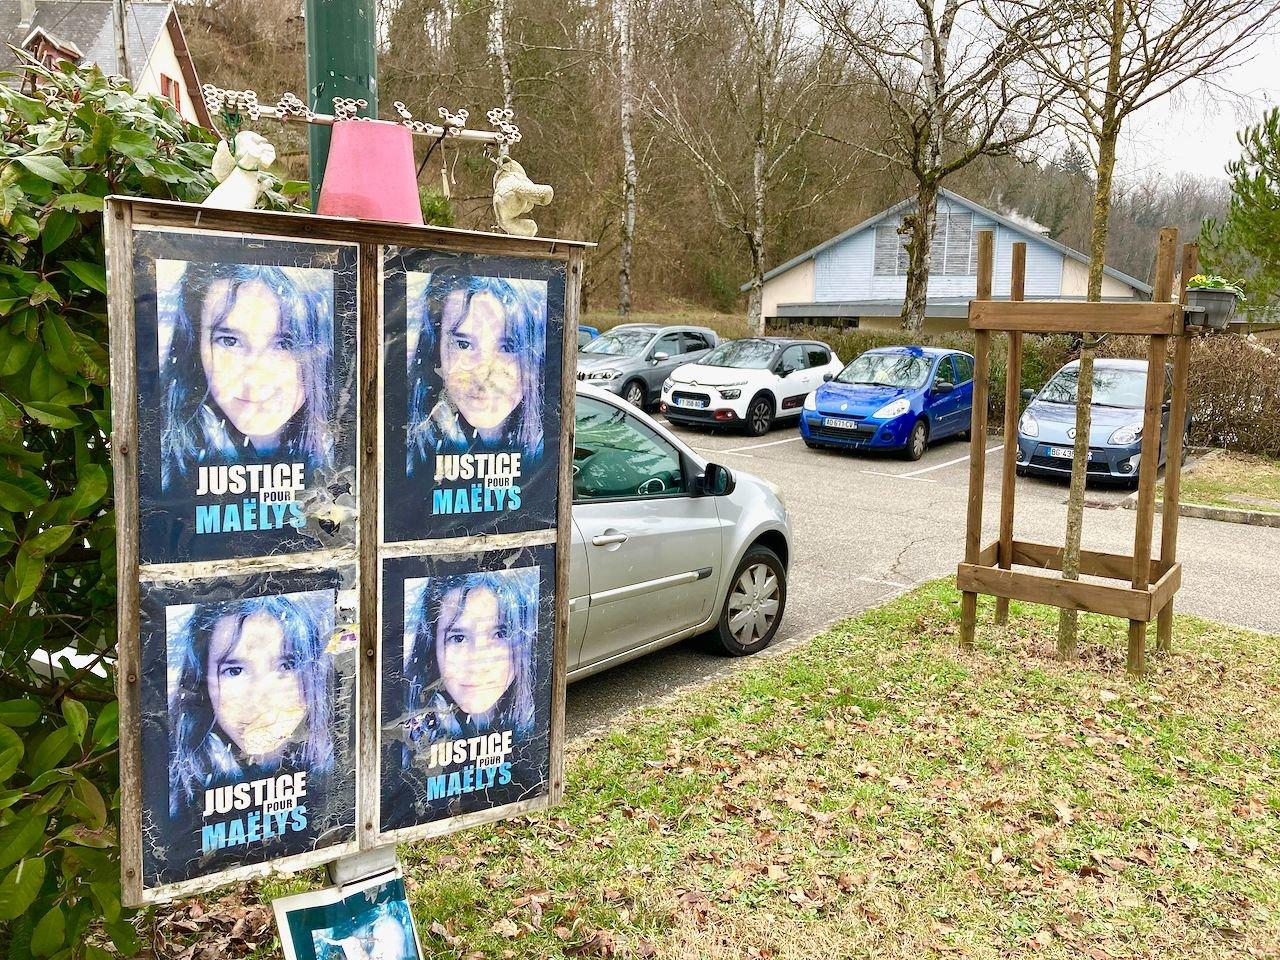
[0, 60, 232, 958]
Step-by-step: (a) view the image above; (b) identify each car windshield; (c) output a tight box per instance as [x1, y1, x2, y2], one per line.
[581, 329, 653, 356]
[836, 352, 931, 389]
[699, 340, 778, 369]
[1038, 366, 1147, 408]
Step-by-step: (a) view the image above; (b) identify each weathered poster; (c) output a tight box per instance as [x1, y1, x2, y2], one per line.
[273, 869, 423, 960]
[381, 250, 565, 542]
[378, 546, 555, 834]
[133, 231, 358, 564]
[138, 570, 358, 888]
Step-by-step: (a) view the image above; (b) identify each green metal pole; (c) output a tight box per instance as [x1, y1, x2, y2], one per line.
[305, 0, 378, 208]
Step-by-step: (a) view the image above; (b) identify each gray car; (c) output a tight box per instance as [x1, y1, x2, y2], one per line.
[568, 385, 791, 678]
[576, 324, 719, 408]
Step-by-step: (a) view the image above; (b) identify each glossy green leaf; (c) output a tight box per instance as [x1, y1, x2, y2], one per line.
[15, 154, 73, 186]
[61, 698, 89, 742]
[51, 193, 104, 213]
[28, 726, 74, 776]
[91, 700, 118, 748]
[62, 261, 106, 294]
[0, 814, 48, 871]
[0, 698, 41, 727]
[71, 776, 107, 827]
[12, 546, 45, 604]
[66, 463, 107, 518]
[31, 903, 66, 957]
[41, 210, 77, 256]
[24, 524, 75, 557]
[0, 858, 46, 920]
[0, 724, 23, 781]
[41, 315, 79, 376]
[22, 402, 79, 429]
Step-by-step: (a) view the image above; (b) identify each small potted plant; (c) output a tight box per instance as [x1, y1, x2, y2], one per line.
[1184, 275, 1245, 330]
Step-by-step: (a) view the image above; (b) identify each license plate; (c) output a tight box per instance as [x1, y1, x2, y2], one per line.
[1048, 446, 1093, 460]
[823, 417, 861, 430]
[676, 398, 706, 409]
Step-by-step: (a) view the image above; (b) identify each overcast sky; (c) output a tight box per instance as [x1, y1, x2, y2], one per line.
[1117, 32, 1280, 183]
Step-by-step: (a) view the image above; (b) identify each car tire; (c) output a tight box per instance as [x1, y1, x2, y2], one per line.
[902, 419, 928, 461]
[712, 545, 787, 656]
[621, 379, 646, 408]
[1016, 465, 1027, 478]
[745, 395, 774, 436]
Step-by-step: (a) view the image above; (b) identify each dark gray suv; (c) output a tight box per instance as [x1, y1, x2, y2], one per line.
[576, 324, 719, 408]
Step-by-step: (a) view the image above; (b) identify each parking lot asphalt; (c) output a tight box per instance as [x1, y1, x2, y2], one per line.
[565, 416, 1280, 738]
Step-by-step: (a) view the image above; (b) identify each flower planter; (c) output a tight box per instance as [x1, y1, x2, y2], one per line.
[1185, 286, 1241, 330]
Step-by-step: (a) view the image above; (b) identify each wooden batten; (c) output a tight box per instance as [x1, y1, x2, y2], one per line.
[968, 300, 1183, 336]
[956, 564, 1155, 622]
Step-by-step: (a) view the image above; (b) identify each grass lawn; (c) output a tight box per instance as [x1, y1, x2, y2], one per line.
[193, 581, 1279, 959]
[1172, 453, 1280, 515]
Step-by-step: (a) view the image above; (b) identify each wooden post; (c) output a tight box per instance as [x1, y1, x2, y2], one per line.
[1127, 227, 1177, 675]
[356, 243, 379, 850]
[994, 243, 1026, 626]
[960, 230, 994, 650]
[1157, 242, 1196, 653]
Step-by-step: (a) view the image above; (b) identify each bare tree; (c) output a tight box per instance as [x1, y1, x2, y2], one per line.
[488, 0, 515, 110]
[618, 0, 638, 315]
[648, 0, 844, 333]
[1019, 0, 1280, 656]
[806, 0, 1062, 330]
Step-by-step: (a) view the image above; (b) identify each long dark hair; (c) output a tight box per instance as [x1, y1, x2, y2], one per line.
[406, 269, 546, 473]
[403, 569, 538, 743]
[167, 592, 335, 817]
[161, 262, 334, 489]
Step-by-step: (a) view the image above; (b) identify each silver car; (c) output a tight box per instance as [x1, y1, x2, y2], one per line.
[568, 385, 792, 679]
[576, 324, 719, 409]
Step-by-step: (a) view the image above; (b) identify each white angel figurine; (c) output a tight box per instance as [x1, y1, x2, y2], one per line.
[492, 154, 553, 237]
[203, 131, 277, 210]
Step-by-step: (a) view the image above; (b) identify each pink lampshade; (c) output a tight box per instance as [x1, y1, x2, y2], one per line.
[316, 119, 424, 225]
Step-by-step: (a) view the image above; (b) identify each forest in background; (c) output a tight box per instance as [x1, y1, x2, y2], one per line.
[177, 0, 1232, 315]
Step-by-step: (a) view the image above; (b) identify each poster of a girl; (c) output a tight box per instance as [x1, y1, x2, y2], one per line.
[312, 901, 420, 960]
[401, 569, 538, 761]
[160, 262, 334, 490]
[168, 592, 336, 820]
[406, 270, 547, 475]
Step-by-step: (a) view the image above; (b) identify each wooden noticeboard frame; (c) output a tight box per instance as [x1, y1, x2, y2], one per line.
[106, 197, 588, 905]
[955, 227, 1195, 676]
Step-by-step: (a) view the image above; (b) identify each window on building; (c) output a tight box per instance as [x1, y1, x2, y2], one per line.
[873, 210, 978, 277]
[160, 74, 182, 113]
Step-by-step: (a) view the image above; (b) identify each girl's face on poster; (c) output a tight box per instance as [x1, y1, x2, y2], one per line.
[435, 586, 515, 715]
[200, 278, 306, 445]
[206, 610, 306, 758]
[440, 290, 522, 431]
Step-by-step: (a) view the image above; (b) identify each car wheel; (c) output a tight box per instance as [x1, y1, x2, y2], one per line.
[745, 395, 774, 436]
[1016, 465, 1027, 478]
[621, 379, 646, 408]
[902, 419, 928, 461]
[713, 545, 787, 656]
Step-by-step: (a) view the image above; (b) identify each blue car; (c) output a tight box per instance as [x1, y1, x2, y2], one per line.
[1016, 358, 1189, 487]
[800, 346, 975, 460]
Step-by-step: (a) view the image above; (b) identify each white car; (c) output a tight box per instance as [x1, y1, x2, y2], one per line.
[660, 337, 843, 436]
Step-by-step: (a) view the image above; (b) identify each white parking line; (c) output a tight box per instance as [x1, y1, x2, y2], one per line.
[721, 435, 805, 454]
[859, 470, 938, 483]
[899, 444, 1004, 478]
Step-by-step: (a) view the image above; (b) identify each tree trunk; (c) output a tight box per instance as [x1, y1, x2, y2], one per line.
[618, 0, 637, 317]
[747, 133, 767, 335]
[488, 0, 514, 112]
[901, 180, 939, 331]
[1058, 124, 1122, 658]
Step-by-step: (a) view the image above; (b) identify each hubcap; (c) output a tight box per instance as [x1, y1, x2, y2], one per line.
[751, 404, 770, 432]
[913, 426, 925, 455]
[625, 384, 642, 405]
[727, 562, 781, 646]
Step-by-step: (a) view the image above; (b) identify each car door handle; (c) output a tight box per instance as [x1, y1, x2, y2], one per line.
[592, 532, 628, 547]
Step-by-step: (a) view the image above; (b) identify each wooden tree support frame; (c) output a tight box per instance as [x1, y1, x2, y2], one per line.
[957, 227, 1196, 675]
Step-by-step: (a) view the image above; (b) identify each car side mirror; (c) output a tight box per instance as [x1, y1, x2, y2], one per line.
[699, 462, 735, 497]
[651, 351, 670, 362]
[933, 381, 955, 394]
[823, 372, 834, 382]
[1021, 388, 1036, 402]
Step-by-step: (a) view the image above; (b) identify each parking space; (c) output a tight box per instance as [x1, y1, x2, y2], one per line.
[565, 413, 1280, 737]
